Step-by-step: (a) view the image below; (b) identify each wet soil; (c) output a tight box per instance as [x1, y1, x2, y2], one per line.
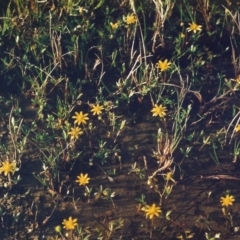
[1, 104, 240, 240]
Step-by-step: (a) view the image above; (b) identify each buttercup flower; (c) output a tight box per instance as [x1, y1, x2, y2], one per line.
[142, 203, 161, 219]
[68, 126, 83, 140]
[151, 104, 167, 118]
[124, 14, 137, 25]
[235, 124, 240, 132]
[110, 22, 119, 30]
[72, 111, 89, 125]
[76, 173, 90, 186]
[220, 194, 235, 207]
[0, 161, 16, 176]
[156, 59, 171, 71]
[62, 216, 78, 230]
[187, 22, 202, 33]
[91, 104, 104, 115]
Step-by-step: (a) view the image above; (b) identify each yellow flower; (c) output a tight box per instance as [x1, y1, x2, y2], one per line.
[68, 126, 83, 140]
[62, 216, 78, 230]
[110, 22, 119, 30]
[0, 161, 16, 176]
[142, 203, 161, 219]
[124, 14, 137, 25]
[72, 111, 89, 125]
[235, 124, 240, 132]
[220, 194, 235, 207]
[156, 59, 171, 71]
[76, 173, 90, 186]
[91, 104, 104, 115]
[187, 22, 202, 33]
[151, 104, 167, 118]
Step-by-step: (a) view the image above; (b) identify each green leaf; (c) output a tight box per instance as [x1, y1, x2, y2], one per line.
[94, 0, 105, 9]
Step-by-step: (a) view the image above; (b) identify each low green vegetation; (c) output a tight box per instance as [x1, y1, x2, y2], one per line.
[0, 0, 240, 239]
